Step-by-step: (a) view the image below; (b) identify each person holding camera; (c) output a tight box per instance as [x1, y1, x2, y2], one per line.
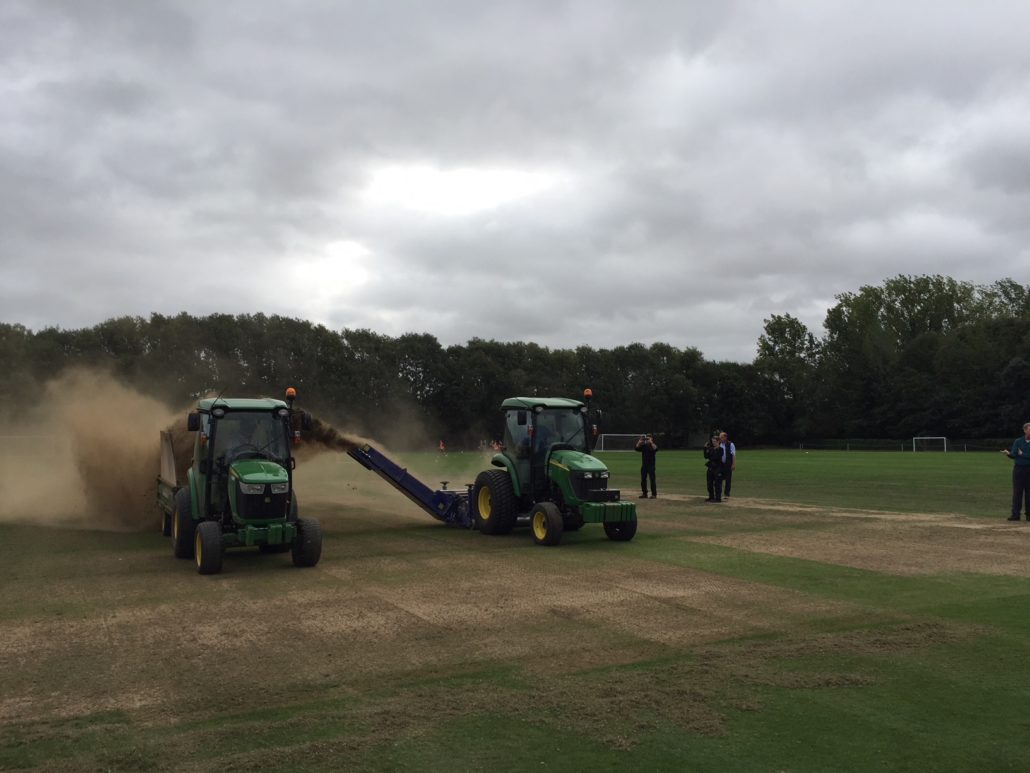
[635, 433, 658, 498]
[1003, 422, 1030, 521]
[703, 433, 724, 503]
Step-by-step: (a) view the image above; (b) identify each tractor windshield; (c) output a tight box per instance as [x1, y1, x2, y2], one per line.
[213, 411, 290, 464]
[534, 408, 588, 452]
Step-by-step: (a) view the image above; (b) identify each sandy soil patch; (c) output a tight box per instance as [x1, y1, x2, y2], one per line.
[689, 506, 1030, 576]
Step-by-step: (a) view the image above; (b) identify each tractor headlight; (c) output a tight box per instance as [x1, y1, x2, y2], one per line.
[239, 482, 265, 495]
[600, 471, 609, 479]
[270, 483, 289, 495]
[582, 472, 594, 479]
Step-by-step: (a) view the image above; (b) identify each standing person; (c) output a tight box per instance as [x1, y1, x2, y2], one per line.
[635, 433, 658, 498]
[1003, 422, 1030, 521]
[703, 433, 723, 502]
[719, 431, 737, 500]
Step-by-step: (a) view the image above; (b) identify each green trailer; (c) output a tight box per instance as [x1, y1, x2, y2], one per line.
[157, 388, 321, 574]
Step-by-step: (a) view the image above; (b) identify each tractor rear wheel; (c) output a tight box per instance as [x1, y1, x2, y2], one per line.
[472, 470, 517, 535]
[292, 517, 322, 567]
[530, 502, 564, 546]
[603, 517, 638, 542]
[172, 488, 195, 559]
[194, 521, 223, 575]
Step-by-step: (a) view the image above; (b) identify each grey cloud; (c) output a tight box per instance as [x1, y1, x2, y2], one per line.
[2, 1, 1029, 361]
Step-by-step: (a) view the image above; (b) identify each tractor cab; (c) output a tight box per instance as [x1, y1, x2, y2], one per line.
[188, 399, 297, 524]
[498, 397, 606, 504]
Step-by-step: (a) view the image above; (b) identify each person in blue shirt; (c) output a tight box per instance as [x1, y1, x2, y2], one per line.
[718, 432, 737, 499]
[1003, 422, 1030, 521]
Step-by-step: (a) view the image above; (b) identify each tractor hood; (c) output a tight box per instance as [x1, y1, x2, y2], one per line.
[229, 459, 289, 485]
[548, 449, 608, 474]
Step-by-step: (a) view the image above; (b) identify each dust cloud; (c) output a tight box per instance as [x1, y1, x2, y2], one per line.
[295, 417, 365, 458]
[0, 368, 487, 532]
[0, 368, 180, 532]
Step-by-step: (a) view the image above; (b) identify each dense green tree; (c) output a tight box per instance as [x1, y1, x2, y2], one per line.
[3, 274, 1027, 445]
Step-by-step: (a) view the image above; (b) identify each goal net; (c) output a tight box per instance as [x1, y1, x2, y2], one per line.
[595, 434, 647, 452]
[912, 436, 948, 452]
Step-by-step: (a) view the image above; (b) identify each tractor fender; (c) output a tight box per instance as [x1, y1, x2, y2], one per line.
[489, 453, 521, 498]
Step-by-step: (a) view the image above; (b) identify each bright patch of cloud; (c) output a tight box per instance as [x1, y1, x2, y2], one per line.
[287, 239, 372, 322]
[362, 164, 563, 216]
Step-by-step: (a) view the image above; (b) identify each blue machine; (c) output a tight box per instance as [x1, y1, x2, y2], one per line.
[346, 443, 474, 528]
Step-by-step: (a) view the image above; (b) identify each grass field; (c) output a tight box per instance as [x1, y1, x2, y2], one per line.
[2, 448, 1029, 772]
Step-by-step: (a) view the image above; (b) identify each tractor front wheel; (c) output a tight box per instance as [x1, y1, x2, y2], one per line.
[530, 502, 564, 546]
[292, 518, 322, 567]
[472, 470, 517, 535]
[603, 518, 638, 542]
[172, 488, 195, 559]
[195, 521, 223, 575]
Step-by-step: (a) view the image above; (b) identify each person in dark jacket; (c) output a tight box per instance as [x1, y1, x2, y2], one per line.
[703, 433, 724, 502]
[1003, 422, 1030, 521]
[635, 433, 658, 498]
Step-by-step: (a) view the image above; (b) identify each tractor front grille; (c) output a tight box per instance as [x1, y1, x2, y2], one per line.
[236, 485, 289, 521]
[571, 475, 621, 502]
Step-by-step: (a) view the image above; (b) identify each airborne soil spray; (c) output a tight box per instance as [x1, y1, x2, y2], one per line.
[0, 369, 375, 531]
[0, 369, 180, 531]
[295, 416, 365, 457]
[0, 367, 431, 532]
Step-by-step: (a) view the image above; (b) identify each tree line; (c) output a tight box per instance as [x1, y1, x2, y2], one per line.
[1, 274, 1027, 448]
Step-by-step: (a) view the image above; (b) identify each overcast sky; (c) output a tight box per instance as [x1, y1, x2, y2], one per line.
[2, 1, 1029, 362]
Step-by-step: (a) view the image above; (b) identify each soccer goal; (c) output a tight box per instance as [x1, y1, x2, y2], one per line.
[595, 434, 647, 451]
[912, 436, 948, 452]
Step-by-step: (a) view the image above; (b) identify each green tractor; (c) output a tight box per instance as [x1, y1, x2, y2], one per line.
[471, 394, 638, 546]
[157, 388, 321, 574]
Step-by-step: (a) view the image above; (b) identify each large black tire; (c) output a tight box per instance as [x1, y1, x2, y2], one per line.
[194, 521, 223, 575]
[604, 517, 638, 542]
[172, 488, 196, 559]
[472, 470, 518, 535]
[530, 502, 564, 546]
[292, 517, 322, 567]
[260, 495, 297, 554]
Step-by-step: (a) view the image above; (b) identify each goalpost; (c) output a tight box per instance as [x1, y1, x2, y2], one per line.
[912, 436, 948, 452]
[595, 434, 648, 452]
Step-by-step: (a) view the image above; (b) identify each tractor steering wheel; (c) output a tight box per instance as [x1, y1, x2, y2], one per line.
[228, 444, 266, 462]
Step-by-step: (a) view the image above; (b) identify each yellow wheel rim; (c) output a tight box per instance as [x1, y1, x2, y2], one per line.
[195, 532, 202, 566]
[532, 511, 547, 541]
[477, 487, 492, 520]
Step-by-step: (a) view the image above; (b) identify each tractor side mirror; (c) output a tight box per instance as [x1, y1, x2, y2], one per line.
[288, 458, 296, 470]
[187, 412, 200, 432]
